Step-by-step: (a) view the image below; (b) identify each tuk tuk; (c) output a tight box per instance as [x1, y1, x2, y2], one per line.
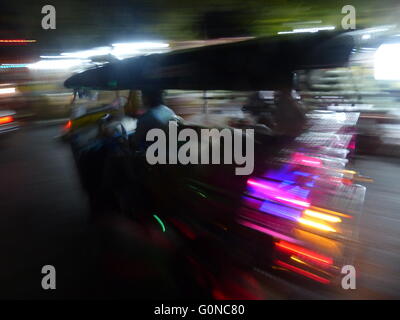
[62, 32, 365, 297]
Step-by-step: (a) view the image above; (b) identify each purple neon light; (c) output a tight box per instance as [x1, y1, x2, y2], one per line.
[247, 179, 311, 208]
[259, 200, 301, 221]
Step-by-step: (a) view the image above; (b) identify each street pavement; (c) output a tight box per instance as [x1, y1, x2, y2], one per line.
[0, 125, 399, 299]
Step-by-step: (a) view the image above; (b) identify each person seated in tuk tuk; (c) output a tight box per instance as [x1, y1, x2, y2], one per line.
[242, 91, 277, 132]
[243, 89, 306, 138]
[273, 88, 307, 137]
[132, 89, 178, 152]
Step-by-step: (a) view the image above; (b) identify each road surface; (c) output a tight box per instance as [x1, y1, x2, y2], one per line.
[0, 125, 399, 299]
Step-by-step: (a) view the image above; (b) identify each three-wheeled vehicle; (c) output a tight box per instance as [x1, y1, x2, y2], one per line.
[62, 32, 365, 298]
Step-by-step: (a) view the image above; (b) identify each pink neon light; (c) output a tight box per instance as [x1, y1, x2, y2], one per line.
[275, 196, 310, 208]
[302, 159, 320, 165]
[292, 153, 322, 168]
[237, 219, 299, 243]
[247, 179, 310, 208]
[349, 138, 356, 150]
[247, 179, 275, 191]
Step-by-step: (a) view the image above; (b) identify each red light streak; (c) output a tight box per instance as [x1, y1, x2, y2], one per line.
[275, 241, 333, 265]
[0, 116, 13, 125]
[64, 120, 72, 130]
[0, 40, 36, 44]
[275, 260, 331, 284]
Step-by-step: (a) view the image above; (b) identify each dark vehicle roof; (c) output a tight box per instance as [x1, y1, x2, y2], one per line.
[65, 32, 354, 91]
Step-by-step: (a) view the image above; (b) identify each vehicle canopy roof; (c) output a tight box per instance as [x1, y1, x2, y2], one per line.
[64, 32, 354, 91]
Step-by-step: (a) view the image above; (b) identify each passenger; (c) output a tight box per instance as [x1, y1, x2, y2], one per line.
[242, 91, 276, 134]
[273, 89, 306, 137]
[132, 89, 178, 151]
[243, 90, 306, 137]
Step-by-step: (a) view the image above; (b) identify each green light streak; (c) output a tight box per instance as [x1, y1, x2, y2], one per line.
[153, 214, 166, 232]
[197, 192, 207, 198]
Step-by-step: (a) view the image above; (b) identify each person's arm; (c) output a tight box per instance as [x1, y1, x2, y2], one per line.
[132, 116, 147, 151]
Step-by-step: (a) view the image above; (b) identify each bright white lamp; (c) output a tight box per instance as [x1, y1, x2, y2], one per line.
[374, 43, 400, 80]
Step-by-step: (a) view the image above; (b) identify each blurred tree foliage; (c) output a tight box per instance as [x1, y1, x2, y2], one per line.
[1, 0, 400, 48]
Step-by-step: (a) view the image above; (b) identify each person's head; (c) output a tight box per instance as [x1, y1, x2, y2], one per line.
[141, 89, 164, 108]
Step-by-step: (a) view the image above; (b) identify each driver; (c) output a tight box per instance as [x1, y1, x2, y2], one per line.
[132, 89, 178, 151]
